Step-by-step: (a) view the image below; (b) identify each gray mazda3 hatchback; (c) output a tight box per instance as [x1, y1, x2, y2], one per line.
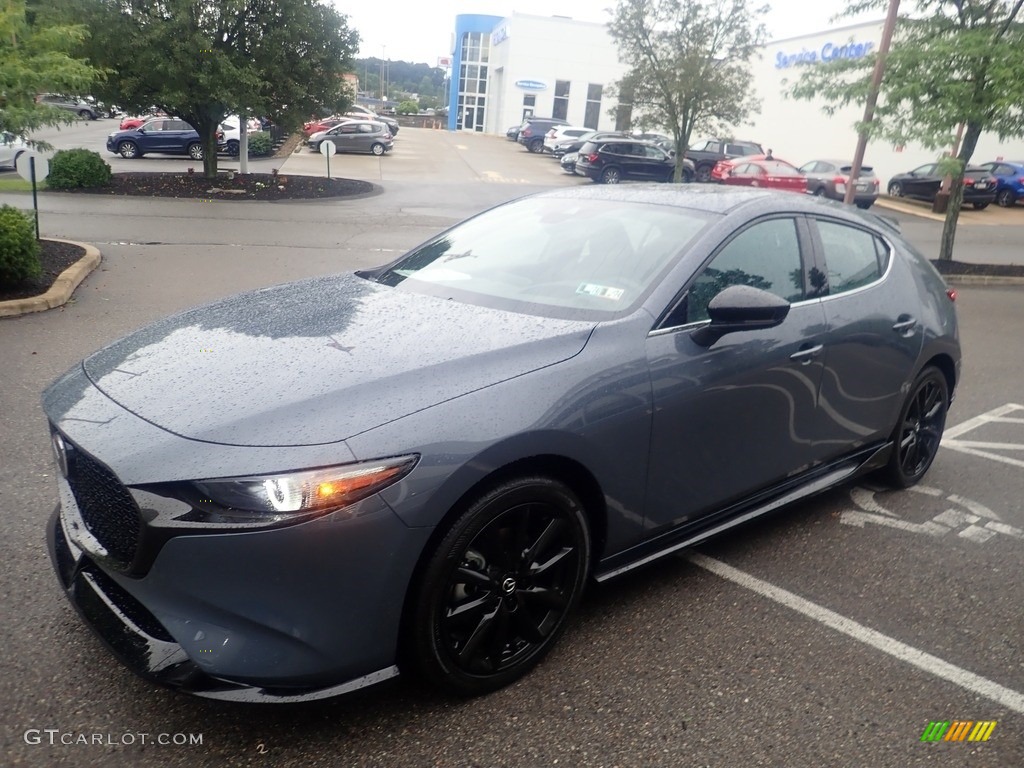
[44, 186, 960, 701]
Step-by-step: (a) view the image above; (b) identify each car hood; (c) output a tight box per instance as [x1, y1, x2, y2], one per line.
[81, 273, 593, 447]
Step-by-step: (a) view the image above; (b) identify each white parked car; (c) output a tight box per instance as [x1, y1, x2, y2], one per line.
[0, 132, 30, 169]
[543, 126, 591, 154]
[217, 116, 265, 156]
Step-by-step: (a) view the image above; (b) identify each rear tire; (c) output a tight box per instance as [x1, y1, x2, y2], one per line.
[528, 138, 544, 153]
[226, 140, 240, 157]
[600, 166, 621, 184]
[79, 109, 93, 120]
[371, 142, 385, 156]
[405, 476, 590, 696]
[882, 366, 948, 489]
[187, 143, 204, 160]
[972, 202, 989, 210]
[695, 164, 712, 183]
[855, 201, 873, 209]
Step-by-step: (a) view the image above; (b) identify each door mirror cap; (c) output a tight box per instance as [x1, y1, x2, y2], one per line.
[690, 285, 791, 347]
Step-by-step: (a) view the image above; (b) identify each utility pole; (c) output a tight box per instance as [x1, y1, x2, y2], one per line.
[844, 0, 900, 205]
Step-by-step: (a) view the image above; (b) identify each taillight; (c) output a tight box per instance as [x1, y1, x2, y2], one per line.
[1018, 177, 1024, 184]
[946, 288, 957, 302]
[587, 153, 599, 163]
[873, 179, 880, 188]
[522, 129, 532, 137]
[964, 178, 974, 186]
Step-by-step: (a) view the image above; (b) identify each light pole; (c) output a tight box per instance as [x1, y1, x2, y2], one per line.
[380, 46, 386, 106]
[844, 0, 901, 205]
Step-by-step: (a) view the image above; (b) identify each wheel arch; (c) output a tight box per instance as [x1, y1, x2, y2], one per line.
[921, 352, 958, 405]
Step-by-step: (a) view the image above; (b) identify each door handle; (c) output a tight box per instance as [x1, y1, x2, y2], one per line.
[790, 344, 824, 364]
[892, 316, 917, 334]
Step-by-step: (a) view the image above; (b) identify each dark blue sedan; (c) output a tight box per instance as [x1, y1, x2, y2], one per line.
[977, 160, 1024, 207]
[43, 187, 960, 702]
[106, 117, 204, 159]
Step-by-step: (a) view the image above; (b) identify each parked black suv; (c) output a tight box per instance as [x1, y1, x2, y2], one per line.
[517, 117, 569, 153]
[576, 139, 694, 184]
[686, 138, 763, 182]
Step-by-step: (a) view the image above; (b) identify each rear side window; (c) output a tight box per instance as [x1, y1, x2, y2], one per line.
[816, 220, 890, 294]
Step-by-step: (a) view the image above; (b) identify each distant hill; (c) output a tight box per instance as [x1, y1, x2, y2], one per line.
[353, 58, 447, 107]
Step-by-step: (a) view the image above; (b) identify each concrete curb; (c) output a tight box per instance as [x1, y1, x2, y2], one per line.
[941, 273, 1024, 287]
[0, 239, 101, 318]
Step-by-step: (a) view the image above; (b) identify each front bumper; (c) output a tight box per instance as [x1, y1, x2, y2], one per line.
[47, 484, 429, 700]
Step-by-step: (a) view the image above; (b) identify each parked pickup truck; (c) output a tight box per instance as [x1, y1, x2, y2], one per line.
[686, 138, 763, 182]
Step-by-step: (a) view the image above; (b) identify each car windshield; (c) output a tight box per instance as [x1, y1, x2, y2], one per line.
[374, 196, 713, 319]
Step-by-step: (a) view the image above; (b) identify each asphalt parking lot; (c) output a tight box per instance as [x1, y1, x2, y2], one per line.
[1, 122, 1023, 767]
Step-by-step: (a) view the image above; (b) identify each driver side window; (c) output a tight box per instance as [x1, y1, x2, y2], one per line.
[684, 218, 805, 324]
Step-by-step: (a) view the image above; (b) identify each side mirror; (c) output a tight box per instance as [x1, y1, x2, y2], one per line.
[690, 285, 791, 347]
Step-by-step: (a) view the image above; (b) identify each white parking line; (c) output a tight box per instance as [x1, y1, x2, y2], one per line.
[943, 403, 1024, 469]
[689, 554, 1024, 714]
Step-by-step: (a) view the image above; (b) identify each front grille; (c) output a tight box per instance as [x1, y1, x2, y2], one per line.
[65, 445, 141, 567]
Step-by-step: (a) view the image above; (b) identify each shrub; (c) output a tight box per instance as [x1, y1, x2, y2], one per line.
[398, 100, 419, 115]
[247, 132, 273, 157]
[0, 205, 41, 285]
[46, 149, 113, 190]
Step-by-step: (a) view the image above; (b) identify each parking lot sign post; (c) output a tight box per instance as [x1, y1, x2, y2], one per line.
[319, 139, 336, 178]
[15, 151, 50, 240]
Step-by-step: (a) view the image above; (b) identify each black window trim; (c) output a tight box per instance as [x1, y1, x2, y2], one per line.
[650, 213, 817, 335]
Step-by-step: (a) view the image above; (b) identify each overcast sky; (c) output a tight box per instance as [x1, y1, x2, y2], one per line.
[332, 0, 881, 66]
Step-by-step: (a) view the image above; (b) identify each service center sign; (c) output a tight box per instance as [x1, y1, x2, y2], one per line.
[515, 79, 547, 91]
[775, 39, 876, 69]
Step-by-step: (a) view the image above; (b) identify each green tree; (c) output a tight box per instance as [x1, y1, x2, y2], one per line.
[397, 100, 419, 115]
[607, 0, 769, 182]
[53, 0, 359, 178]
[790, 0, 1024, 261]
[0, 0, 97, 140]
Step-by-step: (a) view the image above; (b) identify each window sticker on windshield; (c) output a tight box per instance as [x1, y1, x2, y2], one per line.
[576, 283, 625, 301]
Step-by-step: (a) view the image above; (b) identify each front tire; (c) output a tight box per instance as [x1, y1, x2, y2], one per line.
[79, 109, 93, 120]
[882, 366, 948, 489]
[406, 476, 590, 697]
[888, 181, 903, 197]
[996, 188, 1015, 207]
[118, 141, 140, 159]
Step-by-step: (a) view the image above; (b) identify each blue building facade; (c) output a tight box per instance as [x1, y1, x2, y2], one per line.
[447, 14, 502, 133]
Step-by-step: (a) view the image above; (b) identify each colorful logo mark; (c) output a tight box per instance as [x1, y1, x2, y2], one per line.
[920, 720, 997, 742]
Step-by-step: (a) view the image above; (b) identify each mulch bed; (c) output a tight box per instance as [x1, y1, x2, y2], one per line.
[57, 171, 375, 201]
[0, 240, 86, 302]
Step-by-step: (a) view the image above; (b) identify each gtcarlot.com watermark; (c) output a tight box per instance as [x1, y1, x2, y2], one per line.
[25, 729, 203, 746]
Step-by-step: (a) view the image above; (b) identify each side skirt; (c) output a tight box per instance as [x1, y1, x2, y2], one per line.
[593, 442, 892, 583]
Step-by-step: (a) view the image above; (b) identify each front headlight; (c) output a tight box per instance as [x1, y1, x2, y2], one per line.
[188, 455, 418, 524]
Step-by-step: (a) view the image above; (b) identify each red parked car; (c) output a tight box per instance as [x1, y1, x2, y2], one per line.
[722, 160, 807, 194]
[711, 154, 796, 182]
[303, 117, 350, 135]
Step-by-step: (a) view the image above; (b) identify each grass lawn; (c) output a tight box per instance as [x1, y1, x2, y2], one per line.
[0, 178, 45, 192]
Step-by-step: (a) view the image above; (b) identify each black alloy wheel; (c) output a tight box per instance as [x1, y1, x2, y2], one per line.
[996, 188, 1015, 207]
[407, 476, 590, 696]
[226, 140, 240, 157]
[883, 366, 948, 488]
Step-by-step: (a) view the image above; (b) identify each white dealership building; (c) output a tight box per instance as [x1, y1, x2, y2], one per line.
[446, 14, 1024, 185]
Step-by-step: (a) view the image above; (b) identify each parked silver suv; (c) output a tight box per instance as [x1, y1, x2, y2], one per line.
[36, 94, 99, 120]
